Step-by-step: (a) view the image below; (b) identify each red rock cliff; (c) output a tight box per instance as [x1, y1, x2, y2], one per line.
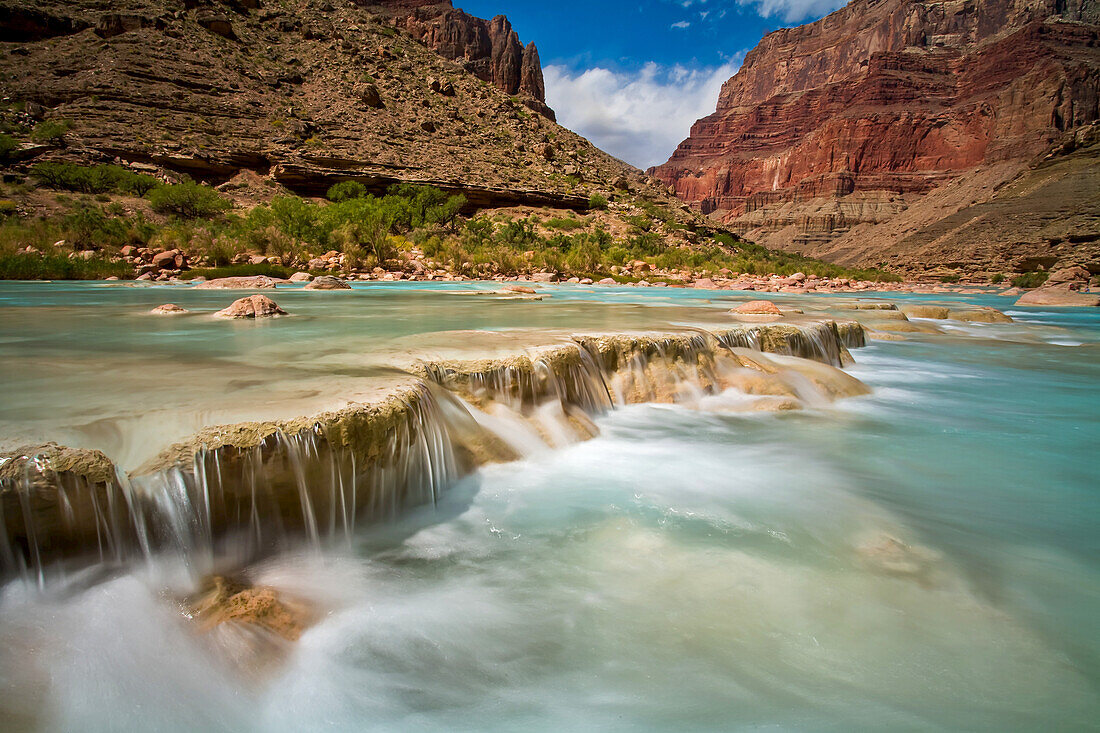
[651, 0, 1100, 253]
[380, 1, 554, 119]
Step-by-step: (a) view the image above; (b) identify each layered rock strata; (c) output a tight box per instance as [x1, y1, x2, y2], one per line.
[0, 0, 643, 205]
[652, 0, 1100, 275]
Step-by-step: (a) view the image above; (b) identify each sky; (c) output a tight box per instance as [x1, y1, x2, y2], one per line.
[458, 0, 848, 168]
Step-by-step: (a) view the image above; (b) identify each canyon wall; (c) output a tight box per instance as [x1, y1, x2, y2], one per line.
[651, 0, 1100, 274]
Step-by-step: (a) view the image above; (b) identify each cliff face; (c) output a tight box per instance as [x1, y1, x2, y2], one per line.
[652, 0, 1100, 274]
[384, 1, 554, 119]
[0, 0, 636, 205]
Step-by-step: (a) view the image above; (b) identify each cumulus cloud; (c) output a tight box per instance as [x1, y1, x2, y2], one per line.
[736, 0, 848, 23]
[544, 59, 742, 169]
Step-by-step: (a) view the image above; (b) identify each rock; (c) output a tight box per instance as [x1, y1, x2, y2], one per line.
[359, 83, 383, 108]
[900, 305, 949, 319]
[420, 120, 436, 133]
[195, 275, 279, 289]
[650, 0, 1100, 273]
[196, 14, 236, 40]
[185, 576, 311, 642]
[732, 300, 782, 315]
[1045, 266, 1090, 287]
[304, 275, 351, 290]
[693, 278, 717, 290]
[214, 295, 288, 318]
[152, 250, 185, 270]
[530, 272, 556, 283]
[249, 255, 268, 265]
[579, 277, 593, 285]
[150, 303, 188, 315]
[401, 9, 552, 118]
[1015, 285, 1100, 307]
[947, 308, 1013, 323]
[288, 272, 312, 282]
[503, 284, 536, 294]
[597, 277, 616, 285]
[842, 302, 897, 311]
[136, 272, 154, 281]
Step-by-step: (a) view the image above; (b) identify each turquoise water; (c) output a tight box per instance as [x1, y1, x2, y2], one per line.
[0, 282, 1097, 730]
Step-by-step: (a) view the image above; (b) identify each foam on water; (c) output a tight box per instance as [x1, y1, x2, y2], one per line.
[0, 283, 1098, 730]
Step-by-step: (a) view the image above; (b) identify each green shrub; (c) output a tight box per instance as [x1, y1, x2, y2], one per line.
[1011, 271, 1049, 288]
[588, 193, 608, 210]
[30, 119, 71, 145]
[545, 217, 586, 231]
[327, 180, 368, 202]
[149, 180, 230, 219]
[939, 274, 960, 283]
[990, 272, 1005, 284]
[0, 134, 18, 162]
[0, 251, 130, 280]
[30, 162, 160, 196]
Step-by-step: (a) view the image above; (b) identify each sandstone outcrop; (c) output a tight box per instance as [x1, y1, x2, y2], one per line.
[1015, 283, 1100, 306]
[0, 0, 647, 208]
[652, 0, 1100, 276]
[391, 2, 555, 120]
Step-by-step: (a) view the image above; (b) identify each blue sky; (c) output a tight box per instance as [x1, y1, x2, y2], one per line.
[459, 0, 848, 167]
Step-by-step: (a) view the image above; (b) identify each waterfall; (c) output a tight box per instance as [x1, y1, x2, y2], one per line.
[0, 321, 865, 583]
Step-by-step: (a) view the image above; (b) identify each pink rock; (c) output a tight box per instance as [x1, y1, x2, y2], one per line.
[214, 295, 288, 319]
[150, 303, 188, 315]
[732, 300, 783, 315]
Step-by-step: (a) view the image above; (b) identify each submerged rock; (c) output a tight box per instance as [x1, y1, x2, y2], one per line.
[732, 300, 782, 315]
[185, 576, 312, 642]
[195, 275, 280, 290]
[150, 303, 188, 315]
[214, 295, 288, 319]
[948, 308, 1013, 323]
[503, 284, 536, 294]
[900, 305, 949, 319]
[304, 275, 352, 290]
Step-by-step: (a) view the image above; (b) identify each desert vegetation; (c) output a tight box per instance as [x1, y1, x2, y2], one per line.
[0, 162, 904, 282]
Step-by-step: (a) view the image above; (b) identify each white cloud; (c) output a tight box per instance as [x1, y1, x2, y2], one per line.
[736, 0, 847, 23]
[544, 59, 742, 169]
[670, 20, 691, 28]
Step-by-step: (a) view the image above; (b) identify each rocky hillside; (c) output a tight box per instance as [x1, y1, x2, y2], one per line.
[651, 0, 1100, 277]
[0, 0, 653, 207]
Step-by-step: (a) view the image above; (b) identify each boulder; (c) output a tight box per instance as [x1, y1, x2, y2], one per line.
[150, 303, 188, 315]
[304, 275, 351, 290]
[948, 308, 1013, 323]
[1015, 285, 1100, 307]
[214, 295, 287, 319]
[1045, 266, 1090, 287]
[530, 272, 556, 283]
[360, 83, 383, 108]
[195, 275, 279, 289]
[732, 300, 782, 315]
[152, 250, 185, 270]
[900, 305, 949, 319]
[597, 277, 616, 285]
[288, 272, 312, 282]
[693, 278, 717, 290]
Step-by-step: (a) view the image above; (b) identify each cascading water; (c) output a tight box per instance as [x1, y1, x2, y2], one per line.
[0, 321, 867, 585]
